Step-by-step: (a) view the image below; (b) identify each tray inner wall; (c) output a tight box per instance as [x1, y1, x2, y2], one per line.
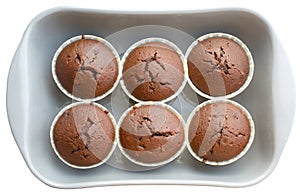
[24, 9, 274, 186]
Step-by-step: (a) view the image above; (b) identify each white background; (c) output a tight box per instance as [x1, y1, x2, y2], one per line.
[1, 0, 299, 194]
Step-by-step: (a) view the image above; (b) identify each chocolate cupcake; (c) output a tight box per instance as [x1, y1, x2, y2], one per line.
[50, 102, 117, 169]
[118, 102, 186, 166]
[186, 33, 254, 99]
[186, 100, 254, 165]
[121, 38, 187, 103]
[52, 35, 120, 101]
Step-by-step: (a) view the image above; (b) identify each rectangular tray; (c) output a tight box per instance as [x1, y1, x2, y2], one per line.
[7, 7, 295, 188]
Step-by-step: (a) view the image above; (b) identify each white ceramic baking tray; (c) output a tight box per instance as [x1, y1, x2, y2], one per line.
[6, 7, 295, 188]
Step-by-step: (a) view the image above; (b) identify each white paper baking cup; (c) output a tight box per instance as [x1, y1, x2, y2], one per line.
[120, 37, 188, 103]
[52, 35, 121, 102]
[50, 102, 117, 169]
[186, 99, 255, 166]
[117, 101, 187, 167]
[185, 32, 254, 99]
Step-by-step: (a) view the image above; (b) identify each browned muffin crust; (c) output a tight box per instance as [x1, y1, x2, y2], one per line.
[122, 42, 184, 101]
[188, 102, 250, 162]
[188, 37, 249, 96]
[119, 105, 185, 164]
[55, 38, 118, 99]
[53, 103, 115, 167]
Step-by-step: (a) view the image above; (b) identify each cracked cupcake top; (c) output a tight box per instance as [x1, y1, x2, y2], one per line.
[187, 37, 249, 96]
[52, 103, 115, 167]
[119, 104, 185, 165]
[188, 101, 251, 162]
[122, 41, 184, 101]
[55, 37, 119, 99]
